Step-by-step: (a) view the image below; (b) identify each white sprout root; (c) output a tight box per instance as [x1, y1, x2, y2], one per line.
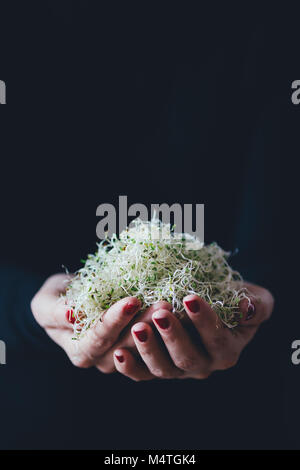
[65, 217, 250, 339]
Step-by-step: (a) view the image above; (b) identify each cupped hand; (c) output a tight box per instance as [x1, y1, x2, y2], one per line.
[112, 283, 274, 381]
[31, 274, 143, 370]
[31, 275, 274, 381]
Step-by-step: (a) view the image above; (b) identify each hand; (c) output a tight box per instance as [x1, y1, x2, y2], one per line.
[112, 283, 274, 381]
[31, 274, 143, 370]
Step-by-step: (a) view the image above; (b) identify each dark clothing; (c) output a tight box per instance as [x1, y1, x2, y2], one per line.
[0, 2, 294, 449]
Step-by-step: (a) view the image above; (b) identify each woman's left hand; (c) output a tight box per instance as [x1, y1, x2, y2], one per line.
[112, 283, 274, 381]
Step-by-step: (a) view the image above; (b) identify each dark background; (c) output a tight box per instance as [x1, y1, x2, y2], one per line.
[0, 1, 297, 450]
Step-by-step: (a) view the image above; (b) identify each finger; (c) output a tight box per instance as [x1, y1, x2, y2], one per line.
[144, 300, 173, 315]
[101, 300, 173, 357]
[238, 284, 274, 327]
[42, 273, 73, 295]
[113, 348, 154, 381]
[90, 301, 173, 373]
[65, 299, 158, 370]
[51, 328, 116, 370]
[131, 322, 182, 379]
[152, 309, 211, 376]
[31, 280, 73, 330]
[95, 355, 117, 374]
[44, 328, 117, 372]
[78, 297, 141, 361]
[238, 298, 259, 336]
[183, 295, 243, 370]
[184, 294, 220, 333]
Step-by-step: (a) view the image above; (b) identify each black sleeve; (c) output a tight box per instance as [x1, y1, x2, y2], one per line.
[0, 267, 64, 363]
[232, 103, 280, 295]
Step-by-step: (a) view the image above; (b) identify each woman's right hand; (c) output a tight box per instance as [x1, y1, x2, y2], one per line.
[30, 274, 142, 371]
[30, 273, 169, 374]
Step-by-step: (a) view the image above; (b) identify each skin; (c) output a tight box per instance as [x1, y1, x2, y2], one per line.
[31, 273, 274, 380]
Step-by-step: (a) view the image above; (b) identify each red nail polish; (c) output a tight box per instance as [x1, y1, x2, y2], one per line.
[115, 354, 125, 363]
[134, 329, 148, 342]
[246, 303, 256, 321]
[185, 299, 199, 313]
[125, 302, 138, 315]
[66, 309, 75, 324]
[154, 317, 170, 329]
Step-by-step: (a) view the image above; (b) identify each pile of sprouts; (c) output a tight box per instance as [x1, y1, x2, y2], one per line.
[65, 217, 250, 339]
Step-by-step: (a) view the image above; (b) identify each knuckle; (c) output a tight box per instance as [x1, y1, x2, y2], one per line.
[45, 273, 68, 288]
[209, 334, 228, 351]
[69, 353, 91, 368]
[175, 356, 198, 371]
[262, 289, 275, 321]
[30, 295, 37, 313]
[98, 335, 112, 351]
[153, 301, 172, 311]
[97, 364, 116, 374]
[249, 287, 274, 324]
[45, 274, 60, 284]
[149, 367, 170, 379]
[30, 295, 45, 327]
[30, 295, 39, 318]
[195, 371, 211, 380]
[112, 318, 126, 330]
[89, 327, 113, 351]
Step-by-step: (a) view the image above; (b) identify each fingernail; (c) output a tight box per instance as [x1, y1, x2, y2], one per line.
[133, 329, 148, 342]
[66, 309, 75, 324]
[246, 303, 256, 321]
[115, 353, 125, 363]
[154, 316, 170, 329]
[125, 302, 138, 315]
[185, 299, 199, 314]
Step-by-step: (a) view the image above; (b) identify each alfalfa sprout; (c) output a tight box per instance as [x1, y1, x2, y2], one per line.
[65, 217, 250, 339]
